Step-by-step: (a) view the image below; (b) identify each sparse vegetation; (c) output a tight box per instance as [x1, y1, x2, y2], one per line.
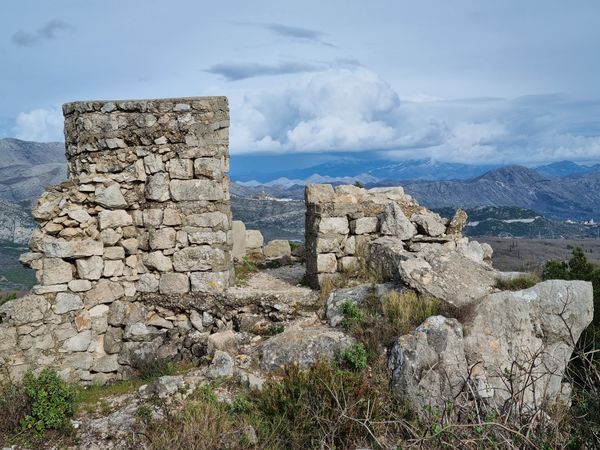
[235, 257, 259, 285]
[494, 274, 540, 291]
[340, 343, 368, 371]
[0, 291, 17, 306]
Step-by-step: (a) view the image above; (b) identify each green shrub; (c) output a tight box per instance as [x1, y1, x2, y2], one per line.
[340, 300, 364, 330]
[340, 344, 368, 371]
[22, 369, 76, 433]
[0, 383, 31, 434]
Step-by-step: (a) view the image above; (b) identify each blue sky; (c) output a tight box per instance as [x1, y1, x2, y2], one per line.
[1, 0, 600, 164]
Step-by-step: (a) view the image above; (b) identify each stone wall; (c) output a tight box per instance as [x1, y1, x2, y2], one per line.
[0, 97, 238, 383]
[304, 183, 467, 288]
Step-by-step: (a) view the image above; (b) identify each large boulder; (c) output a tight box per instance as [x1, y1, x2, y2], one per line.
[260, 321, 355, 372]
[388, 280, 594, 414]
[388, 316, 468, 413]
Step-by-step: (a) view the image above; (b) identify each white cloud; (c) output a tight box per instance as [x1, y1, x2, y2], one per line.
[14, 108, 63, 142]
[230, 68, 600, 164]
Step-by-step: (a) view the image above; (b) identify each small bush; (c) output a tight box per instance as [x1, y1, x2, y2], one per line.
[136, 358, 177, 381]
[340, 300, 364, 330]
[22, 369, 76, 433]
[340, 344, 368, 371]
[0, 384, 31, 434]
[494, 275, 539, 291]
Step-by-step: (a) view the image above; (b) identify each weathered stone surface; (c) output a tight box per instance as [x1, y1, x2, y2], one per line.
[379, 202, 417, 239]
[398, 245, 497, 308]
[463, 280, 593, 409]
[232, 220, 246, 260]
[168, 158, 194, 179]
[263, 240, 291, 259]
[208, 330, 237, 355]
[42, 258, 73, 285]
[145, 173, 171, 202]
[136, 273, 160, 293]
[350, 217, 378, 235]
[0, 294, 49, 325]
[446, 208, 468, 235]
[260, 323, 355, 372]
[389, 280, 594, 414]
[143, 251, 173, 272]
[98, 210, 132, 230]
[92, 355, 119, 373]
[95, 184, 127, 209]
[326, 284, 395, 327]
[159, 273, 189, 295]
[85, 280, 125, 306]
[76, 256, 104, 280]
[149, 228, 176, 250]
[62, 330, 92, 352]
[190, 271, 229, 293]
[42, 237, 103, 258]
[170, 179, 223, 201]
[245, 229, 264, 249]
[389, 316, 468, 413]
[208, 350, 234, 378]
[319, 217, 349, 235]
[172, 246, 226, 272]
[68, 279, 93, 292]
[104, 246, 125, 260]
[316, 253, 337, 273]
[54, 293, 84, 314]
[411, 211, 447, 237]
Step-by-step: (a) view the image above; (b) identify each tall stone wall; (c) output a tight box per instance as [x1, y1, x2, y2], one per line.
[0, 97, 235, 383]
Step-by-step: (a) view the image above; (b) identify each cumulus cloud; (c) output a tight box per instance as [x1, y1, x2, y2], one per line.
[229, 68, 600, 164]
[11, 19, 74, 46]
[14, 108, 63, 142]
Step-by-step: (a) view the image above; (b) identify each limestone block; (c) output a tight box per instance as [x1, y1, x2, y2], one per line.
[183, 212, 229, 229]
[318, 217, 349, 235]
[317, 253, 337, 273]
[137, 273, 159, 293]
[76, 256, 104, 280]
[92, 355, 119, 373]
[379, 203, 417, 240]
[143, 209, 163, 227]
[103, 260, 124, 278]
[170, 179, 224, 201]
[338, 256, 360, 273]
[95, 184, 127, 209]
[121, 238, 139, 255]
[305, 184, 335, 205]
[207, 330, 237, 355]
[146, 173, 171, 202]
[100, 229, 122, 246]
[98, 210, 132, 229]
[42, 237, 103, 258]
[168, 158, 194, 179]
[350, 217, 379, 235]
[143, 153, 165, 174]
[190, 271, 229, 293]
[159, 273, 190, 294]
[149, 228, 176, 250]
[232, 220, 246, 260]
[162, 208, 182, 226]
[68, 279, 92, 292]
[186, 229, 227, 245]
[67, 209, 93, 223]
[42, 258, 73, 285]
[194, 158, 223, 179]
[62, 330, 92, 352]
[85, 280, 125, 306]
[143, 251, 173, 272]
[54, 292, 84, 314]
[104, 246, 126, 260]
[263, 240, 291, 259]
[172, 246, 226, 272]
[245, 229, 264, 249]
[411, 211, 447, 237]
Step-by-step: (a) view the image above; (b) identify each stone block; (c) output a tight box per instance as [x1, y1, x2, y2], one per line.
[98, 210, 132, 230]
[350, 217, 378, 235]
[190, 271, 229, 293]
[54, 292, 84, 314]
[173, 246, 226, 272]
[232, 220, 246, 260]
[76, 256, 104, 280]
[159, 273, 190, 295]
[318, 217, 349, 235]
[317, 253, 337, 273]
[149, 228, 176, 250]
[245, 229, 264, 249]
[168, 158, 194, 179]
[170, 179, 224, 201]
[263, 240, 291, 259]
[42, 258, 73, 285]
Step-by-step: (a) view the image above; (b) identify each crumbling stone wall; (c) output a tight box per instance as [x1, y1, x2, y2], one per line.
[304, 183, 468, 288]
[0, 97, 236, 383]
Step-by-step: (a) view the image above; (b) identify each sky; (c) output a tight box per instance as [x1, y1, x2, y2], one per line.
[1, 0, 600, 165]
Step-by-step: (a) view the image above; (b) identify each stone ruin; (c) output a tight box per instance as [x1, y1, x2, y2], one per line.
[0, 97, 319, 384]
[0, 96, 594, 421]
